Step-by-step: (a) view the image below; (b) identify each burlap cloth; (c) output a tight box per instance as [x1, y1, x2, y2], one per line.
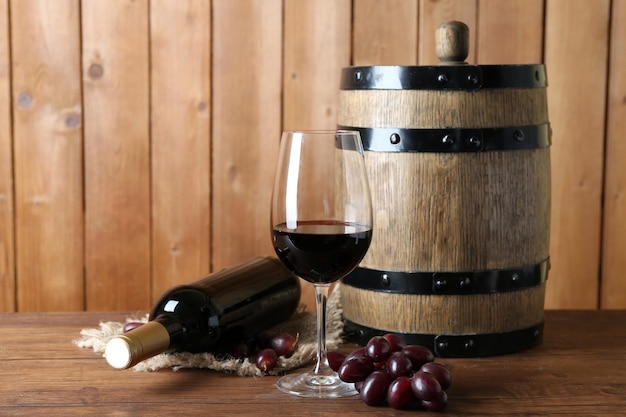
[74, 284, 345, 376]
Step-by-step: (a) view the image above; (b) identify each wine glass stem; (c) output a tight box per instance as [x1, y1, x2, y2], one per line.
[311, 283, 332, 376]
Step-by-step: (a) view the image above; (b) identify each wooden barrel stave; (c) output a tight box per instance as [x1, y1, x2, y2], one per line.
[341, 283, 546, 335]
[338, 89, 548, 129]
[360, 149, 550, 272]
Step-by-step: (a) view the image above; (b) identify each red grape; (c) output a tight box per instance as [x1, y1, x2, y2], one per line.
[338, 356, 375, 383]
[422, 390, 448, 412]
[411, 371, 443, 401]
[123, 322, 144, 333]
[401, 344, 435, 370]
[270, 333, 298, 358]
[327, 351, 346, 372]
[354, 380, 364, 393]
[421, 362, 452, 390]
[366, 336, 392, 362]
[360, 371, 393, 406]
[382, 333, 407, 352]
[345, 347, 369, 362]
[387, 376, 414, 410]
[255, 348, 277, 373]
[385, 352, 413, 379]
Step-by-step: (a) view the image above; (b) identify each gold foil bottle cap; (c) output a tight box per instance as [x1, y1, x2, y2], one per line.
[104, 321, 171, 369]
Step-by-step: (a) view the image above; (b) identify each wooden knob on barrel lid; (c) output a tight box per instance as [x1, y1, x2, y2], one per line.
[436, 21, 469, 65]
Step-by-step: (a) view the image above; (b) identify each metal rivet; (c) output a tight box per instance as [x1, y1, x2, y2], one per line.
[437, 340, 449, 351]
[381, 274, 391, 287]
[459, 277, 472, 288]
[437, 73, 449, 84]
[511, 273, 520, 286]
[390, 133, 401, 145]
[467, 136, 481, 148]
[357, 329, 368, 343]
[464, 339, 475, 350]
[513, 130, 525, 143]
[354, 70, 363, 83]
[434, 278, 447, 289]
[467, 73, 479, 85]
[441, 134, 454, 145]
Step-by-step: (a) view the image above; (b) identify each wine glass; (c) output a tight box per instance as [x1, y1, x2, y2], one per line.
[270, 130, 373, 398]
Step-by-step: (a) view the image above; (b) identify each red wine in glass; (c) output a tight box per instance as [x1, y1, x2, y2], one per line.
[273, 220, 372, 284]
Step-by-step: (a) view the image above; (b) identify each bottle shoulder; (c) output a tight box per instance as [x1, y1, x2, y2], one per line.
[150, 286, 214, 318]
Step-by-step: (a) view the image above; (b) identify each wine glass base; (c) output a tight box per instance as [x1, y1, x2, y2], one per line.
[276, 371, 358, 398]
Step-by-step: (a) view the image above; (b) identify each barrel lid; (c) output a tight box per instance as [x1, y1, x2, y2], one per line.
[341, 21, 546, 90]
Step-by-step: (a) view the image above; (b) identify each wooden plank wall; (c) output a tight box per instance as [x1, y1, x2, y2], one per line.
[0, 0, 623, 312]
[602, 0, 626, 308]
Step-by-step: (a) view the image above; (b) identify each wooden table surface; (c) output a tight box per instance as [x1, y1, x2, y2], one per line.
[1, 310, 625, 416]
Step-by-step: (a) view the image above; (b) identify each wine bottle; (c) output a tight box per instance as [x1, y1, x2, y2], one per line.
[105, 256, 301, 369]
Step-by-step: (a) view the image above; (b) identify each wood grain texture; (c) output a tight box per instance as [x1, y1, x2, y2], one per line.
[82, 0, 151, 310]
[0, 1, 623, 311]
[211, 0, 282, 271]
[477, 0, 544, 64]
[419, 0, 477, 65]
[601, 0, 626, 308]
[283, 0, 352, 309]
[356, 150, 550, 272]
[283, 0, 351, 130]
[2, 311, 626, 415]
[353, 0, 418, 66]
[0, 0, 14, 312]
[338, 89, 549, 128]
[435, 21, 470, 64]
[544, 0, 610, 309]
[11, 0, 84, 311]
[342, 284, 545, 334]
[150, 0, 211, 300]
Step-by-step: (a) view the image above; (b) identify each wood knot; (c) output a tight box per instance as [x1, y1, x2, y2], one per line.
[88, 63, 104, 80]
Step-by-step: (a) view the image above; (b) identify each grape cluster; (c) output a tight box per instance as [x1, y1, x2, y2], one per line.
[330, 334, 451, 411]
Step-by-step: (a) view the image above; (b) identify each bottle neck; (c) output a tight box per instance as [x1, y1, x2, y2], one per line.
[105, 318, 174, 369]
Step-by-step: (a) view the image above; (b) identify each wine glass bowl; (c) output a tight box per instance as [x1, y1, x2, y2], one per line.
[272, 220, 372, 284]
[271, 130, 373, 398]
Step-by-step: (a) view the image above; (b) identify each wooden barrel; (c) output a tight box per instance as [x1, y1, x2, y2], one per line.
[339, 22, 550, 357]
